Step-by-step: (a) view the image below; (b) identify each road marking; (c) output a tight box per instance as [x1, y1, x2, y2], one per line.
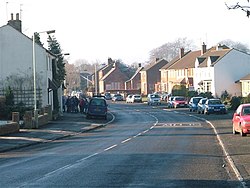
[121, 138, 132, 143]
[104, 144, 117, 151]
[167, 109, 247, 188]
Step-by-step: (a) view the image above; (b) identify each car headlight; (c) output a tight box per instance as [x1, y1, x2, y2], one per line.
[220, 106, 225, 109]
[208, 106, 214, 109]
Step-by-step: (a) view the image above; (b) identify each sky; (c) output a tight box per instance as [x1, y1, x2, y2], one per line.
[1, 0, 250, 65]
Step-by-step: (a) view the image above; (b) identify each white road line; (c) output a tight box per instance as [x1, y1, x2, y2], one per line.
[121, 138, 132, 143]
[77, 152, 99, 163]
[168, 109, 247, 187]
[205, 120, 247, 187]
[104, 144, 117, 151]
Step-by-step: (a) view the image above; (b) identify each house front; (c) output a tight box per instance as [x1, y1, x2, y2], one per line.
[0, 14, 56, 109]
[140, 58, 168, 95]
[194, 45, 250, 97]
[99, 62, 129, 94]
[238, 74, 250, 97]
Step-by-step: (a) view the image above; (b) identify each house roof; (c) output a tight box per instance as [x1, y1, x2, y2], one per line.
[161, 51, 191, 70]
[100, 67, 115, 81]
[197, 48, 232, 67]
[0, 24, 56, 58]
[125, 66, 143, 82]
[142, 58, 168, 71]
[168, 50, 201, 69]
[240, 74, 250, 81]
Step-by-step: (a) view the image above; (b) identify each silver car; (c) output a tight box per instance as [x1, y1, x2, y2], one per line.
[147, 94, 161, 105]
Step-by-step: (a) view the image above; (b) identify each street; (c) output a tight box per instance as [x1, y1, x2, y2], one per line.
[0, 102, 243, 187]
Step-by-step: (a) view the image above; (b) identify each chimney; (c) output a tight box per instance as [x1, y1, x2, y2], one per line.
[7, 13, 22, 32]
[179, 48, 184, 58]
[155, 58, 159, 62]
[138, 63, 141, 67]
[108, 57, 113, 65]
[201, 42, 206, 55]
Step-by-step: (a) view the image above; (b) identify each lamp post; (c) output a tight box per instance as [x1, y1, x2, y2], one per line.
[94, 64, 97, 95]
[33, 30, 55, 128]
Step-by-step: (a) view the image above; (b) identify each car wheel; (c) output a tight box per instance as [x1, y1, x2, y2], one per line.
[233, 125, 237, 135]
[240, 125, 246, 136]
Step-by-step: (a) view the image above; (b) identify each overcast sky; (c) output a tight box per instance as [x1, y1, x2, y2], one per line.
[1, 0, 250, 64]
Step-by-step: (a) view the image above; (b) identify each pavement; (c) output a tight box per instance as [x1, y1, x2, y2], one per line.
[0, 112, 111, 153]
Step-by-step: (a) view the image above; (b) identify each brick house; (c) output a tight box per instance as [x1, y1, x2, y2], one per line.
[140, 58, 168, 95]
[160, 48, 190, 94]
[125, 64, 143, 94]
[99, 61, 129, 94]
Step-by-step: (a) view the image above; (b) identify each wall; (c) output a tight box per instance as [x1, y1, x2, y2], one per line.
[214, 50, 250, 97]
[0, 25, 53, 108]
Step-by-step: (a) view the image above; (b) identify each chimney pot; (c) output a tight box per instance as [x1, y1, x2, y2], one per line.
[11, 13, 14, 20]
[16, 13, 19, 20]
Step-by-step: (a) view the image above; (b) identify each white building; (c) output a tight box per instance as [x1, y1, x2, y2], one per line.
[0, 13, 57, 109]
[194, 45, 250, 97]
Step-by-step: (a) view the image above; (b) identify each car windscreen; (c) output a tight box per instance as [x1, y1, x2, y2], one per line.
[209, 100, 222, 105]
[90, 99, 106, 106]
[175, 97, 185, 101]
[242, 107, 250, 115]
[151, 94, 160, 98]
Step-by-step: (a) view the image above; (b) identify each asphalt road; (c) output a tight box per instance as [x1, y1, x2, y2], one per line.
[0, 102, 243, 187]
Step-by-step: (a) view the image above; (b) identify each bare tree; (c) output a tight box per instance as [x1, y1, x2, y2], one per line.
[219, 39, 250, 53]
[149, 37, 196, 62]
[225, 0, 250, 17]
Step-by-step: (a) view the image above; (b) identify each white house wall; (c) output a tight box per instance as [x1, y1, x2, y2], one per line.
[193, 66, 215, 94]
[0, 25, 53, 107]
[214, 50, 250, 97]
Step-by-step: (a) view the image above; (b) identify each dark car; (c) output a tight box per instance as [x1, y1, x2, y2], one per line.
[204, 98, 227, 115]
[197, 98, 207, 114]
[104, 92, 112, 100]
[86, 97, 108, 119]
[189, 97, 203, 112]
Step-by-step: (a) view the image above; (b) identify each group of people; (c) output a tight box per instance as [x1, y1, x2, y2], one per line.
[62, 95, 88, 113]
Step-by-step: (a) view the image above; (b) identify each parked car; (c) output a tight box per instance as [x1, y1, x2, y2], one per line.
[232, 103, 250, 136]
[204, 98, 227, 115]
[147, 94, 161, 105]
[86, 97, 108, 120]
[172, 96, 188, 108]
[166, 96, 175, 108]
[197, 98, 207, 114]
[131, 94, 142, 103]
[189, 97, 204, 112]
[126, 95, 133, 103]
[112, 94, 123, 101]
[104, 92, 112, 100]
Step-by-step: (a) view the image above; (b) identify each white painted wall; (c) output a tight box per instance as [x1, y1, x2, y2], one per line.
[0, 25, 54, 108]
[194, 49, 250, 97]
[214, 50, 250, 97]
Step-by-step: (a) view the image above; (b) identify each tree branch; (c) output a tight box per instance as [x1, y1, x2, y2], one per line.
[225, 1, 250, 17]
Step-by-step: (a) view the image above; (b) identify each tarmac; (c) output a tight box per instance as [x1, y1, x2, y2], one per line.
[0, 112, 110, 153]
[0, 107, 250, 186]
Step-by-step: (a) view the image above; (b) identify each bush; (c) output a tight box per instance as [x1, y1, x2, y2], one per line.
[230, 96, 242, 111]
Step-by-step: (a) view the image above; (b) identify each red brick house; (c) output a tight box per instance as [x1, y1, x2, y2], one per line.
[99, 61, 129, 94]
[140, 58, 168, 95]
[125, 64, 143, 94]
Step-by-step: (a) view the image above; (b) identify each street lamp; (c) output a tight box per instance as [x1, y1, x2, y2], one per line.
[33, 29, 55, 128]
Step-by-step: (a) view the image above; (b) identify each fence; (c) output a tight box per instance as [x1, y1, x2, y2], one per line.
[0, 88, 42, 108]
